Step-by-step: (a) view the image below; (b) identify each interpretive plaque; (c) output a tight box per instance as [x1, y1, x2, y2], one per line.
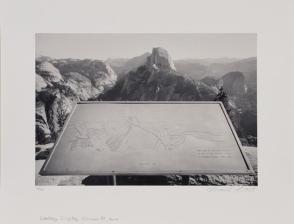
[40, 101, 253, 175]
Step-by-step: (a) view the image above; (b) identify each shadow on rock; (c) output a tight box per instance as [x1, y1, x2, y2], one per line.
[82, 175, 173, 185]
[81, 176, 114, 185]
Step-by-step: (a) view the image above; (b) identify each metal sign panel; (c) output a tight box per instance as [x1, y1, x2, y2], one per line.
[40, 101, 253, 175]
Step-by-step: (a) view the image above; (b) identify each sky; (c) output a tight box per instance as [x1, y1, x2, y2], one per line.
[36, 33, 256, 60]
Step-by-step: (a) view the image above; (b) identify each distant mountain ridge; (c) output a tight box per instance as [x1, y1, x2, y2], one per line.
[106, 53, 151, 76]
[102, 48, 257, 146]
[175, 57, 256, 81]
[106, 54, 256, 86]
[36, 48, 257, 148]
[175, 57, 240, 65]
[101, 47, 216, 101]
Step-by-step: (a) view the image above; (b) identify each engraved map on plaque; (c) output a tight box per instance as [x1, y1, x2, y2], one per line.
[40, 102, 253, 175]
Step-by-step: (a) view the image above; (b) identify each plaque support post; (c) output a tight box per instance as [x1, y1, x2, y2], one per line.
[113, 175, 117, 185]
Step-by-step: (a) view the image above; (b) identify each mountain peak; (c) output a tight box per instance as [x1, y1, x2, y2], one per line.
[147, 47, 176, 71]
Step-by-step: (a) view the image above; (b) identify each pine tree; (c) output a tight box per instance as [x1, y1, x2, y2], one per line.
[214, 87, 231, 113]
[214, 87, 244, 140]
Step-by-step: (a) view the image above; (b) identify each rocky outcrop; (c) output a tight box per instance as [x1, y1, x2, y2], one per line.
[218, 71, 246, 96]
[36, 85, 78, 144]
[35, 143, 54, 160]
[36, 74, 48, 92]
[63, 72, 101, 101]
[52, 59, 117, 89]
[36, 61, 63, 83]
[35, 101, 51, 144]
[47, 94, 76, 139]
[187, 174, 257, 185]
[35, 58, 117, 146]
[147, 47, 176, 71]
[102, 47, 216, 101]
[106, 48, 176, 76]
[101, 65, 215, 101]
[101, 47, 216, 101]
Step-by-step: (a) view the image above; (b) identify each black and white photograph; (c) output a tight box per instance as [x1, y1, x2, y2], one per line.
[35, 33, 257, 186]
[1, 0, 294, 223]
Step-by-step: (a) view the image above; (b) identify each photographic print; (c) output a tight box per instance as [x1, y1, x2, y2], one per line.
[35, 33, 257, 186]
